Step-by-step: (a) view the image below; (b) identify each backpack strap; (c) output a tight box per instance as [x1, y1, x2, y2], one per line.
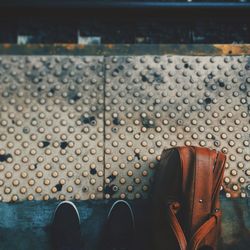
[166, 203, 221, 250]
[190, 147, 214, 233]
[189, 211, 221, 250]
[167, 201, 187, 250]
[211, 151, 226, 210]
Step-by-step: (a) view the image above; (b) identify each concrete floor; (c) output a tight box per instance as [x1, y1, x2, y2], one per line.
[0, 197, 249, 250]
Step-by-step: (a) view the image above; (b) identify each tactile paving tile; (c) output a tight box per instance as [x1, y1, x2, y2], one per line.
[104, 56, 250, 199]
[0, 55, 249, 202]
[0, 56, 105, 202]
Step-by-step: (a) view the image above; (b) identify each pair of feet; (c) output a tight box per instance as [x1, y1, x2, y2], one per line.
[51, 200, 136, 250]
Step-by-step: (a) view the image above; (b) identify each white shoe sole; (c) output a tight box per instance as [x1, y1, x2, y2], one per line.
[53, 201, 80, 223]
[107, 200, 135, 230]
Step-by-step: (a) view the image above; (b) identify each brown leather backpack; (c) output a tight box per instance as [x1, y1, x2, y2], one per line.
[152, 146, 226, 250]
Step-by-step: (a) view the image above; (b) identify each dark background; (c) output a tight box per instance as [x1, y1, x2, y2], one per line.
[0, 0, 249, 44]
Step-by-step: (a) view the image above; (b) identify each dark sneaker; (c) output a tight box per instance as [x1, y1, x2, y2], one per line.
[51, 201, 83, 250]
[101, 200, 136, 250]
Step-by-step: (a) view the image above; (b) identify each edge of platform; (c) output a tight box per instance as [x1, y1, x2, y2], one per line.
[0, 44, 249, 56]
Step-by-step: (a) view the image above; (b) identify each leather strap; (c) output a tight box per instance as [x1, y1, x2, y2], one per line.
[189, 211, 221, 250]
[211, 152, 226, 209]
[191, 147, 213, 233]
[167, 202, 187, 250]
[167, 202, 220, 250]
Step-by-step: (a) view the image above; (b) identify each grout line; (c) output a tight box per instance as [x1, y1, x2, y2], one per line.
[102, 55, 107, 200]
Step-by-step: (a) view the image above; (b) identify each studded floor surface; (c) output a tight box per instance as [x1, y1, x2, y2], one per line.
[0, 54, 249, 202]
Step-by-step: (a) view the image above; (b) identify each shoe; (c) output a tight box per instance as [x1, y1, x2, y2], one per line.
[101, 200, 136, 250]
[51, 201, 83, 250]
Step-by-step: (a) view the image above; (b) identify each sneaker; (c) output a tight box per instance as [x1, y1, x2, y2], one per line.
[51, 201, 83, 250]
[101, 200, 136, 250]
